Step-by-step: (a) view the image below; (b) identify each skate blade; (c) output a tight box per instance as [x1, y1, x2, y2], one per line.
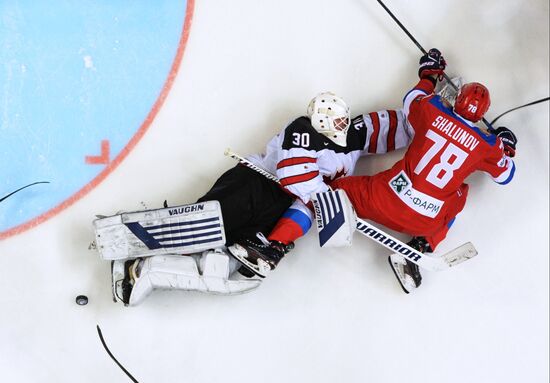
[227, 244, 268, 278]
[388, 256, 412, 294]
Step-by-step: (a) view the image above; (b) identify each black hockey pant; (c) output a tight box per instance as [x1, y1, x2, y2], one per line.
[197, 165, 293, 245]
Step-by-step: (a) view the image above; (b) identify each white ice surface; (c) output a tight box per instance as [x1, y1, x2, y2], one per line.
[1, 1, 548, 382]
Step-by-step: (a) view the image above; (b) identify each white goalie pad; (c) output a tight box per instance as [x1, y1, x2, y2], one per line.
[94, 201, 226, 260]
[311, 189, 357, 247]
[116, 250, 261, 306]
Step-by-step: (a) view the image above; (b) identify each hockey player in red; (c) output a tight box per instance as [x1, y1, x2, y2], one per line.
[329, 48, 517, 293]
[229, 94, 412, 277]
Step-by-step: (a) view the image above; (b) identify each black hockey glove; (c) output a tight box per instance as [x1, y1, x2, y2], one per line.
[494, 126, 517, 157]
[418, 48, 446, 80]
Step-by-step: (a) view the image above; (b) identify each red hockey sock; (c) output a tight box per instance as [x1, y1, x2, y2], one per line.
[268, 217, 304, 245]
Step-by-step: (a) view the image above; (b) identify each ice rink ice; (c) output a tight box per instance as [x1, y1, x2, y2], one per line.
[1, 1, 548, 382]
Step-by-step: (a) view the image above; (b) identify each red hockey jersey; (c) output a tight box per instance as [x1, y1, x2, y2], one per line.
[331, 79, 515, 248]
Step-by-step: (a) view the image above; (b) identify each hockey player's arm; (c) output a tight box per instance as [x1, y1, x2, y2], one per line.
[403, 48, 445, 119]
[352, 109, 412, 156]
[402, 78, 436, 118]
[480, 126, 518, 184]
[481, 143, 516, 185]
[276, 117, 332, 203]
[276, 147, 329, 203]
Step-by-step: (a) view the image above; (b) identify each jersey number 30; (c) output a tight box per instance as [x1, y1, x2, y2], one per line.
[414, 130, 468, 188]
[292, 132, 310, 148]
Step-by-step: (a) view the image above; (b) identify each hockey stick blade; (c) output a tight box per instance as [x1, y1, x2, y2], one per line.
[356, 218, 477, 271]
[440, 242, 477, 267]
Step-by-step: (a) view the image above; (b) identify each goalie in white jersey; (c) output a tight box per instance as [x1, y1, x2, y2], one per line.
[99, 92, 412, 305]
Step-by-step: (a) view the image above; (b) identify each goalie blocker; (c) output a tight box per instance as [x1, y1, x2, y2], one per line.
[311, 189, 357, 247]
[94, 201, 226, 260]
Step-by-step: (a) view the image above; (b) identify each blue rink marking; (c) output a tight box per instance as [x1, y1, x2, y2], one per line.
[0, 2, 188, 233]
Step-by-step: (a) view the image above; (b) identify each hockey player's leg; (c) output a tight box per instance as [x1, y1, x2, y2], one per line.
[93, 200, 226, 261]
[111, 250, 261, 306]
[197, 165, 259, 244]
[219, 170, 296, 278]
[227, 232, 293, 278]
[390, 213, 458, 293]
[388, 237, 432, 294]
[268, 200, 313, 245]
[197, 165, 293, 245]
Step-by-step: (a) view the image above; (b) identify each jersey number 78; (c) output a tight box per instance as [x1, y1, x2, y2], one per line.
[414, 130, 468, 188]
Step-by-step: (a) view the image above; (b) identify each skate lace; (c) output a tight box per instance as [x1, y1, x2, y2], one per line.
[255, 232, 271, 247]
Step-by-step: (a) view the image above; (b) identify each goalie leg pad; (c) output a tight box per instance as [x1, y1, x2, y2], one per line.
[311, 189, 357, 247]
[114, 250, 262, 306]
[94, 201, 226, 260]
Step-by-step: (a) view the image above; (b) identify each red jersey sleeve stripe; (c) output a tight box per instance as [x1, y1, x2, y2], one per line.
[387, 110, 397, 151]
[277, 157, 316, 169]
[280, 171, 319, 186]
[368, 112, 380, 153]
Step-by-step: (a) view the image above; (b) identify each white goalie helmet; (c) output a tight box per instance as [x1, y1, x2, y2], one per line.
[307, 92, 350, 146]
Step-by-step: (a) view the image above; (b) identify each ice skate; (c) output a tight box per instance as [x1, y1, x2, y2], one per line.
[388, 237, 430, 294]
[111, 258, 142, 306]
[228, 233, 292, 278]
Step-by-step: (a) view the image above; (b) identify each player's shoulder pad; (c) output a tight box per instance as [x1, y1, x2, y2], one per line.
[281, 116, 327, 150]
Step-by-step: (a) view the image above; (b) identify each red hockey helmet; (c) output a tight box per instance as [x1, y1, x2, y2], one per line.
[454, 82, 491, 122]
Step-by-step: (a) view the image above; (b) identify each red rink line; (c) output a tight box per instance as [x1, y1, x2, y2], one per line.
[0, 0, 195, 240]
[85, 140, 111, 165]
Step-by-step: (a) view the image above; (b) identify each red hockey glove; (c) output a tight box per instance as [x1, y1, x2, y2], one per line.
[495, 126, 517, 157]
[418, 48, 446, 80]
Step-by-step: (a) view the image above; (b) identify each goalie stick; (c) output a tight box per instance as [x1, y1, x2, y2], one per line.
[224, 149, 477, 271]
[224, 148, 280, 182]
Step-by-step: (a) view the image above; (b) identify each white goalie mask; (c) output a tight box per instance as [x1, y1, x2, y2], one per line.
[307, 92, 350, 146]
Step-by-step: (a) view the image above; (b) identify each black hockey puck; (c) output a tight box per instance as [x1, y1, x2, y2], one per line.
[76, 295, 89, 305]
